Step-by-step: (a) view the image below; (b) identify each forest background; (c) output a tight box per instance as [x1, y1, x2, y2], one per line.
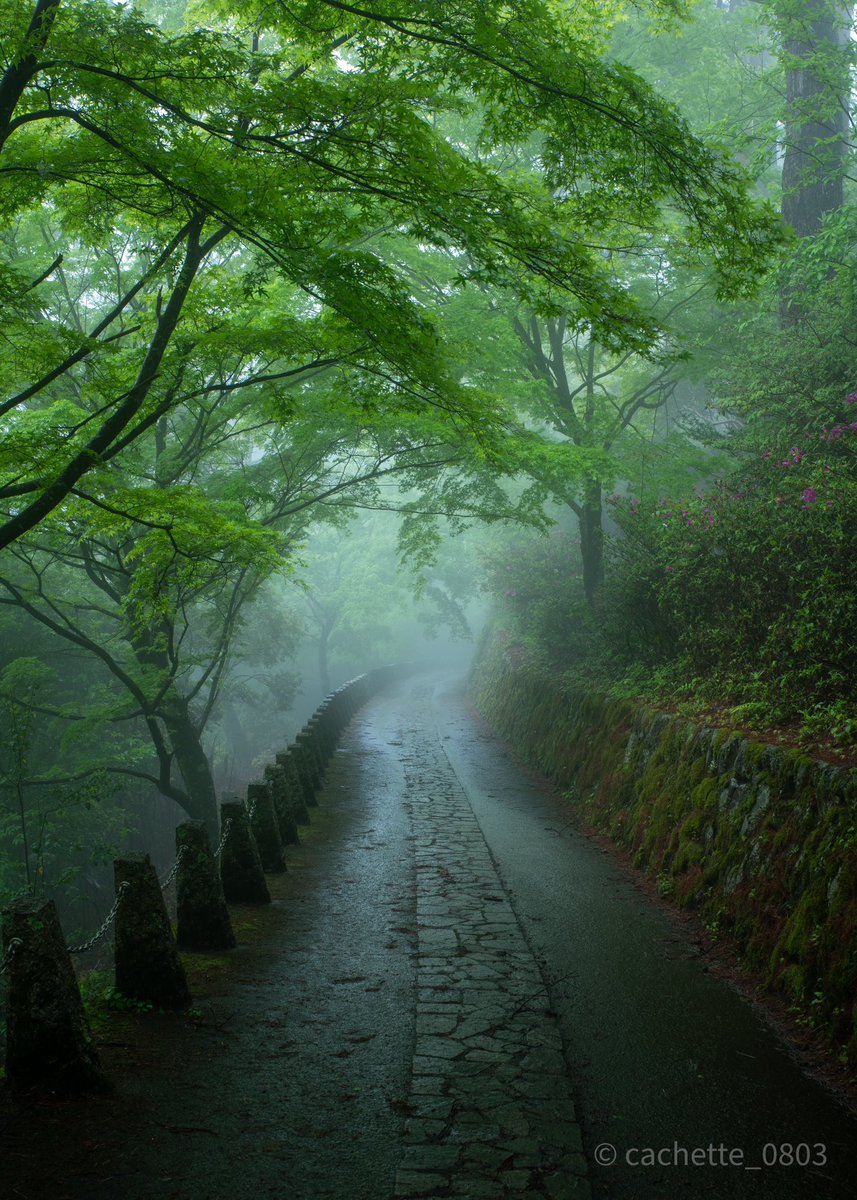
[0, 0, 854, 942]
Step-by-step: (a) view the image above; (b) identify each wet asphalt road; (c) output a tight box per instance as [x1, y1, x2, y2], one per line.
[10, 668, 857, 1200]
[416, 671, 857, 1199]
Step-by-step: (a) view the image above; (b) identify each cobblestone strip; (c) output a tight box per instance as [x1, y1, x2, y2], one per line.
[394, 710, 591, 1200]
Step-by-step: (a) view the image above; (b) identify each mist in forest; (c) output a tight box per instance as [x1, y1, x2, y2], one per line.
[208, 513, 490, 796]
[0, 0, 855, 1103]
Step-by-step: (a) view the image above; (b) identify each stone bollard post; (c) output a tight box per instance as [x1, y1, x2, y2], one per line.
[219, 801, 271, 904]
[264, 764, 300, 846]
[296, 731, 322, 792]
[290, 740, 319, 808]
[1, 899, 108, 1094]
[176, 821, 236, 951]
[248, 782, 286, 873]
[325, 691, 343, 734]
[309, 715, 334, 765]
[338, 688, 355, 723]
[307, 722, 327, 771]
[114, 855, 191, 1009]
[276, 751, 311, 824]
[310, 710, 332, 757]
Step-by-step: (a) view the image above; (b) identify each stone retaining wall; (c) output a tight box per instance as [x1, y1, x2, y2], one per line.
[469, 629, 857, 1072]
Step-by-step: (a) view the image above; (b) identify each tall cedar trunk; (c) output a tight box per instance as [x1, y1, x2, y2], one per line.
[781, 0, 847, 238]
[159, 693, 219, 844]
[578, 479, 604, 609]
[779, 0, 849, 322]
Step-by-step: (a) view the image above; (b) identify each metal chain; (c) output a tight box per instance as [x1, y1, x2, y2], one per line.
[159, 843, 189, 890]
[68, 881, 131, 956]
[213, 817, 233, 859]
[12, 819, 236, 968]
[0, 936, 22, 977]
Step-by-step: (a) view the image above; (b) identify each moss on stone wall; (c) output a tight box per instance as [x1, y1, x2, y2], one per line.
[469, 627, 857, 1074]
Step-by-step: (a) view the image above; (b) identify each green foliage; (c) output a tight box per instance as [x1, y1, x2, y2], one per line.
[612, 0, 782, 189]
[0, 0, 798, 885]
[712, 230, 857, 441]
[479, 526, 597, 669]
[600, 407, 857, 740]
[0, 0, 780, 553]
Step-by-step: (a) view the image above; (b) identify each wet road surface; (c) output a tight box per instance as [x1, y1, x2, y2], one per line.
[6, 669, 857, 1199]
[420, 672, 857, 1199]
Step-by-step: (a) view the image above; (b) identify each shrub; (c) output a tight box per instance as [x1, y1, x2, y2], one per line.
[601, 399, 857, 740]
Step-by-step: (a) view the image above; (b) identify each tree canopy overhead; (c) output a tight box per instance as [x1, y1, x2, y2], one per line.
[0, 0, 780, 550]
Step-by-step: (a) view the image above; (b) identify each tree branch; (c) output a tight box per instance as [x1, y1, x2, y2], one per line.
[0, 217, 230, 551]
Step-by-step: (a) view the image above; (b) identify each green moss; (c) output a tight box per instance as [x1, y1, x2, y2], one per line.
[745, 740, 768, 770]
[688, 757, 707, 787]
[182, 951, 231, 974]
[673, 839, 704, 873]
[691, 775, 720, 810]
[773, 824, 793, 852]
[469, 626, 857, 1073]
[780, 963, 807, 1003]
[781, 890, 826, 959]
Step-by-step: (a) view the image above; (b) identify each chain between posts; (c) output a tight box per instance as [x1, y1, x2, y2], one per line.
[0, 936, 23, 977]
[9, 811, 234, 960]
[68, 881, 131, 956]
[158, 820, 230, 889]
[159, 843, 189, 889]
[213, 818, 233, 859]
[8, 817, 234, 968]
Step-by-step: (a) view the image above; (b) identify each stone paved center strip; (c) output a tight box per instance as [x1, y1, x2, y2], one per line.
[394, 705, 591, 1200]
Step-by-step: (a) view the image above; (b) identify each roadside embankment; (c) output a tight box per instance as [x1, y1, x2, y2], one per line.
[468, 628, 857, 1074]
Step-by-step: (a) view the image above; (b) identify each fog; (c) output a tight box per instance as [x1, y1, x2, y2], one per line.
[207, 512, 491, 795]
[1, 3, 855, 1183]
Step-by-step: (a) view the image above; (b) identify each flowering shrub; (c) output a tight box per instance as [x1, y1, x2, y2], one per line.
[601, 405, 857, 738]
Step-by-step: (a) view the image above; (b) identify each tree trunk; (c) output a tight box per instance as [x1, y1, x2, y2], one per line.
[160, 693, 220, 844]
[780, 0, 848, 240]
[578, 479, 604, 609]
[127, 620, 219, 841]
[778, 0, 850, 322]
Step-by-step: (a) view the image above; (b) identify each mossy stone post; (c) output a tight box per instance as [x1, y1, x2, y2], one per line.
[296, 731, 322, 792]
[310, 714, 333, 766]
[276, 751, 310, 824]
[327, 691, 343, 733]
[248, 782, 286, 873]
[341, 679, 360, 720]
[295, 724, 319, 792]
[2, 898, 108, 1094]
[291, 740, 319, 808]
[114, 854, 190, 1009]
[176, 821, 236, 951]
[264, 763, 300, 846]
[303, 720, 324, 777]
[332, 688, 351, 732]
[309, 710, 329, 757]
[219, 801, 271, 904]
